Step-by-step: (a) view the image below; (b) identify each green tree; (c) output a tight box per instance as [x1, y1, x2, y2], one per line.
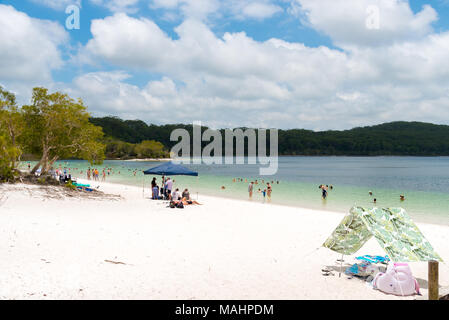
[22, 87, 106, 175]
[0, 87, 23, 182]
[135, 140, 168, 159]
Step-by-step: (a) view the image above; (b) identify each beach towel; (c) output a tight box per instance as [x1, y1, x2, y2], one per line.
[356, 255, 390, 264]
[345, 262, 381, 278]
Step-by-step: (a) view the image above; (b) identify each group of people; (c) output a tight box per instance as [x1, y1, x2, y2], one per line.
[150, 176, 201, 206]
[86, 168, 105, 181]
[319, 184, 333, 199]
[248, 181, 273, 202]
[49, 167, 73, 183]
[234, 178, 280, 185]
[368, 190, 406, 204]
[222, 178, 278, 202]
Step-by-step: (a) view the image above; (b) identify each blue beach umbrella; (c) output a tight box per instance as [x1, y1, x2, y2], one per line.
[143, 162, 198, 176]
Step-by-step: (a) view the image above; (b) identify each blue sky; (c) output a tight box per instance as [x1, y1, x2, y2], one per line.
[1, 1, 449, 130]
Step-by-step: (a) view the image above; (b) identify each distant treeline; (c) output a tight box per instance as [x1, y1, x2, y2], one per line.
[102, 137, 170, 160]
[90, 116, 449, 156]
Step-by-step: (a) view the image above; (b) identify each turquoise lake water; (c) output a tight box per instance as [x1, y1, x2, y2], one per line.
[20, 157, 449, 225]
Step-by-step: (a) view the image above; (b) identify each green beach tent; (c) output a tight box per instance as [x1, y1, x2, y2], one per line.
[323, 207, 442, 262]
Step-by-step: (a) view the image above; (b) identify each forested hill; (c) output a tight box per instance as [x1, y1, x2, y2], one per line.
[90, 117, 449, 156]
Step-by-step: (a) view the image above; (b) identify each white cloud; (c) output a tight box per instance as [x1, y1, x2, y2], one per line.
[150, 0, 282, 21]
[150, 0, 220, 21]
[226, 0, 283, 20]
[4, 2, 449, 130]
[240, 2, 283, 19]
[68, 71, 166, 115]
[29, 0, 81, 10]
[89, 0, 140, 13]
[0, 5, 68, 100]
[75, 10, 449, 129]
[291, 0, 438, 47]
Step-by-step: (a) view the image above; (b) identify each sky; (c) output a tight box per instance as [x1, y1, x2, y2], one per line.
[1, 0, 449, 130]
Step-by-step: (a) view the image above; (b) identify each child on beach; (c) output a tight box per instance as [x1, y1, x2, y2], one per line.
[258, 189, 266, 202]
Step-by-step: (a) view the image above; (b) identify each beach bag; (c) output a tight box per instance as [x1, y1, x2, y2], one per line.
[169, 201, 176, 209]
[176, 202, 184, 209]
[373, 263, 420, 296]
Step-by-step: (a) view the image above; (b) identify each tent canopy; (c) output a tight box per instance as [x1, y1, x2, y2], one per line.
[143, 161, 198, 177]
[323, 207, 442, 262]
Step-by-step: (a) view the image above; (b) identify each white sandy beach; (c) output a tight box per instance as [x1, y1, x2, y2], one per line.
[0, 180, 448, 300]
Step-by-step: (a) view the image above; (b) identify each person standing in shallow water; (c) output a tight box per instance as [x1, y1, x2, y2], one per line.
[321, 185, 328, 199]
[266, 183, 272, 202]
[248, 181, 254, 199]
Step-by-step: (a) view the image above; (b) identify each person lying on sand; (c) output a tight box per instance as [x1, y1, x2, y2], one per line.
[179, 189, 202, 205]
[171, 197, 202, 206]
[182, 197, 202, 205]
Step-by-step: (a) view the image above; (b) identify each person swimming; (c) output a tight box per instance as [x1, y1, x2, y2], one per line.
[400, 195, 405, 201]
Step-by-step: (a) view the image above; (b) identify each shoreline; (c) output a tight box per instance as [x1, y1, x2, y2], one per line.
[17, 161, 449, 227]
[101, 177, 449, 227]
[81, 179, 449, 229]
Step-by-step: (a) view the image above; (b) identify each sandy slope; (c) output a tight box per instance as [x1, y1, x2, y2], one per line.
[0, 181, 448, 300]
